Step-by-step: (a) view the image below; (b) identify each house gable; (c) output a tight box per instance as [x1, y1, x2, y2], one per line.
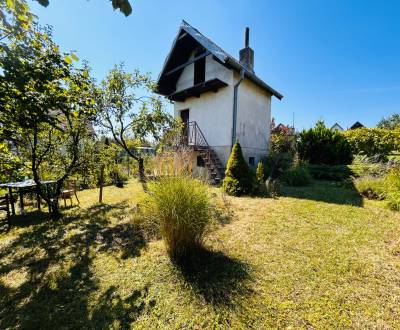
[156, 20, 283, 101]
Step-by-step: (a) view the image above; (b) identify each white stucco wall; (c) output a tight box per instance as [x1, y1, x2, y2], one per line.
[235, 72, 272, 165]
[173, 56, 272, 168]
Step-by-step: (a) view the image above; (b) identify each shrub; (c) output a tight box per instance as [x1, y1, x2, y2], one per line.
[255, 162, 264, 184]
[354, 177, 385, 200]
[344, 128, 400, 161]
[223, 141, 253, 196]
[308, 164, 354, 181]
[384, 168, 400, 211]
[298, 121, 353, 165]
[283, 166, 312, 187]
[110, 164, 128, 186]
[144, 176, 212, 262]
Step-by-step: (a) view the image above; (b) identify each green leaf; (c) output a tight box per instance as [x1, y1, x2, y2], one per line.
[71, 53, 79, 62]
[6, 0, 15, 10]
[64, 55, 72, 64]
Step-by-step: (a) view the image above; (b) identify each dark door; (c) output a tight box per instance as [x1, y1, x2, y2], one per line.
[180, 109, 189, 144]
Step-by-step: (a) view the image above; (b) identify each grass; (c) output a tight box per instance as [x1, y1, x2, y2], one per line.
[0, 180, 400, 328]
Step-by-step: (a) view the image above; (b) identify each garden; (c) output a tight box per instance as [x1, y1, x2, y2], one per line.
[1, 1, 400, 329]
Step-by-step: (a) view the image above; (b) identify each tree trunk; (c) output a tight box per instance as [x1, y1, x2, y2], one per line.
[49, 182, 62, 219]
[138, 157, 148, 192]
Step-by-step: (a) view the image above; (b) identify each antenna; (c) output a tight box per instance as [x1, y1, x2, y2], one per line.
[292, 112, 295, 130]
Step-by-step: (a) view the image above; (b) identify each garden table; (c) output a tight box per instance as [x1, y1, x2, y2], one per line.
[0, 180, 56, 215]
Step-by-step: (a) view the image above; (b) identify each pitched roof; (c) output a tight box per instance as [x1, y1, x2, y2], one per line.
[156, 20, 283, 100]
[330, 123, 344, 130]
[349, 121, 364, 130]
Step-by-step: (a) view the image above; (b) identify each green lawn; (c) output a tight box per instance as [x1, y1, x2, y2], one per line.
[0, 180, 399, 329]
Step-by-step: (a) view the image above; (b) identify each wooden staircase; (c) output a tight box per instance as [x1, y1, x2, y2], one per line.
[184, 121, 225, 184]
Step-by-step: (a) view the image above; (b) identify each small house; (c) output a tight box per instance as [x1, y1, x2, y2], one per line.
[156, 21, 283, 182]
[330, 123, 344, 132]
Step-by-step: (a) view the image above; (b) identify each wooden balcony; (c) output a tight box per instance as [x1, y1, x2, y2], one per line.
[168, 78, 228, 102]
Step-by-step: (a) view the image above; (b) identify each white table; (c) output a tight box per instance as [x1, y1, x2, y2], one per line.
[0, 180, 56, 215]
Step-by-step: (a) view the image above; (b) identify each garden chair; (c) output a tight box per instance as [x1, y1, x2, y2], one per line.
[60, 180, 80, 207]
[0, 195, 11, 230]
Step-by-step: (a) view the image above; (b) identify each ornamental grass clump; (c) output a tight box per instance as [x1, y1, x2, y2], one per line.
[383, 168, 400, 211]
[145, 176, 212, 262]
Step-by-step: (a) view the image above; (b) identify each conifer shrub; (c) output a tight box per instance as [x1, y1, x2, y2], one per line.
[298, 121, 353, 165]
[255, 161, 267, 195]
[256, 162, 265, 185]
[143, 176, 212, 262]
[223, 141, 254, 196]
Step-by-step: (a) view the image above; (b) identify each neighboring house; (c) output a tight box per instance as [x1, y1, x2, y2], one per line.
[156, 20, 283, 182]
[330, 123, 344, 132]
[272, 123, 294, 135]
[349, 121, 364, 130]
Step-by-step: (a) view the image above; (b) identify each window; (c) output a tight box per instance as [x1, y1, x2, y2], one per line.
[194, 50, 206, 85]
[197, 155, 205, 167]
[249, 157, 255, 166]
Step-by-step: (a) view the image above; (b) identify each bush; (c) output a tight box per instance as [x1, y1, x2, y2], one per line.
[110, 164, 128, 186]
[344, 128, 400, 161]
[354, 177, 385, 200]
[308, 164, 354, 181]
[255, 162, 264, 184]
[144, 176, 212, 262]
[223, 141, 253, 196]
[283, 166, 312, 187]
[298, 121, 353, 165]
[384, 168, 400, 211]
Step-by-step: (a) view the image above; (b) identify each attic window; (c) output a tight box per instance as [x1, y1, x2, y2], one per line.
[194, 49, 206, 85]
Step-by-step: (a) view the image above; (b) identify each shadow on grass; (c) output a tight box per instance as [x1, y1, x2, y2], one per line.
[0, 201, 150, 329]
[280, 180, 363, 207]
[177, 247, 252, 308]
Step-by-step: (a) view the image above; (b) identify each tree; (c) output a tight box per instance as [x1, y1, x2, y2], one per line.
[298, 121, 353, 165]
[35, 0, 133, 16]
[0, 26, 97, 217]
[344, 127, 400, 161]
[222, 141, 253, 196]
[96, 64, 174, 189]
[1, 0, 132, 42]
[377, 113, 400, 130]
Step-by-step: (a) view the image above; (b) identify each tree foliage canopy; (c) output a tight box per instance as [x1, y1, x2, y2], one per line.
[344, 127, 400, 161]
[377, 113, 400, 130]
[96, 64, 175, 184]
[0, 26, 97, 216]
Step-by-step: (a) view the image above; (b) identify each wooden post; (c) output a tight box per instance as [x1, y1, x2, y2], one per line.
[8, 187, 15, 216]
[99, 165, 104, 203]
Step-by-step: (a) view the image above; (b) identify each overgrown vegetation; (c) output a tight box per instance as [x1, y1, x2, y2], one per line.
[283, 165, 312, 187]
[383, 168, 400, 211]
[298, 121, 353, 165]
[344, 127, 400, 161]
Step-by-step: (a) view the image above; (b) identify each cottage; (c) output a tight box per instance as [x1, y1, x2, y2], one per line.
[349, 121, 364, 130]
[156, 21, 283, 181]
[330, 123, 344, 132]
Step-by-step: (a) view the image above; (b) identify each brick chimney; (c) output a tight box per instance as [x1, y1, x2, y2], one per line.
[239, 27, 254, 73]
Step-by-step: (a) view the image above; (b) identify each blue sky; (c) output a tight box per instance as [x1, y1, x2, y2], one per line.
[30, 0, 400, 130]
